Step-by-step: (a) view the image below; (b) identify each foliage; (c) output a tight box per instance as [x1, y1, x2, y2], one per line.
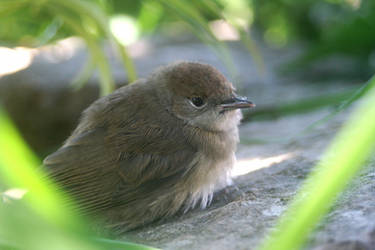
[1, 0, 137, 96]
[1, 0, 374, 94]
[253, 0, 375, 57]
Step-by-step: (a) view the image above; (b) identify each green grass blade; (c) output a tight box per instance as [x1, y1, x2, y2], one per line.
[0, 107, 80, 229]
[243, 88, 357, 122]
[46, 3, 115, 95]
[0, 106, 99, 250]
[258, 75, 375, 250]
[71, 56, 96, 90]
[112, 37, 138, 83]
[44, 0, 137, 93]
[200, 0, 264, 74]
[303, 76, 375, 132]
[51, 0, 138, 84]
[0, 106, 157, 249]
[157, 0, 238, 79]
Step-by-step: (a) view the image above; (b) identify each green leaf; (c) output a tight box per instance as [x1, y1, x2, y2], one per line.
[157, 0, 238, 79]
[0, 106, 156, 250]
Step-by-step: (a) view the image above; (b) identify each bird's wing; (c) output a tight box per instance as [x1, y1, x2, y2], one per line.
[43, 127, 120, 211]
[106, 121, 199, 208]
[43, 124, 198, 212]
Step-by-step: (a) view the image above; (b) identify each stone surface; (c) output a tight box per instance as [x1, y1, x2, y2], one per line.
[0, 35, 374, 249]
[124, 107, 375, 250]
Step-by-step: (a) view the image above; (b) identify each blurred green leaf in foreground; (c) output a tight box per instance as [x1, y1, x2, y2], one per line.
[259, 75, 375, 249]
[0, 106, 156, 250]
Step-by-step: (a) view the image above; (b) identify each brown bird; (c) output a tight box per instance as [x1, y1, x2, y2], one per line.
[43, 61, 255, 231]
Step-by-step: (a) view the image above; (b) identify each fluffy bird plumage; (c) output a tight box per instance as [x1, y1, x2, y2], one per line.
[44, 61, 253, 230]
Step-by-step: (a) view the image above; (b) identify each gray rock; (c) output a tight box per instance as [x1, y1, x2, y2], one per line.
[123, 106, 375, 250]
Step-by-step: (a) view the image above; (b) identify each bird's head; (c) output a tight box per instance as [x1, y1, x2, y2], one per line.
[152, 61, 255, 132]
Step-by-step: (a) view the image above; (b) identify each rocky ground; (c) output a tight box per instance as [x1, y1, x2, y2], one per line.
[0, 35, 374, 250]
[125, 108, 375, 250]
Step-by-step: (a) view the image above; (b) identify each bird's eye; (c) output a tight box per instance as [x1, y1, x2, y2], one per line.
[189, 96, 205, 108]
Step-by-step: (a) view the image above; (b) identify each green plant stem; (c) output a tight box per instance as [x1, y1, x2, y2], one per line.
[200, 0, 264, 74]
[44, 0, 137, 94]
[46, 4, 115, 95]
[157, 0, 238, 79]
[243, 88, 357, 122]
[112, 38, 138, 83]
[71, 56, 96, 90]
[50, 0, 138, 84]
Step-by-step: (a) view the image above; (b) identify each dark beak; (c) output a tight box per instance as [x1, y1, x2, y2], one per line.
[220, 95, 255, 110]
